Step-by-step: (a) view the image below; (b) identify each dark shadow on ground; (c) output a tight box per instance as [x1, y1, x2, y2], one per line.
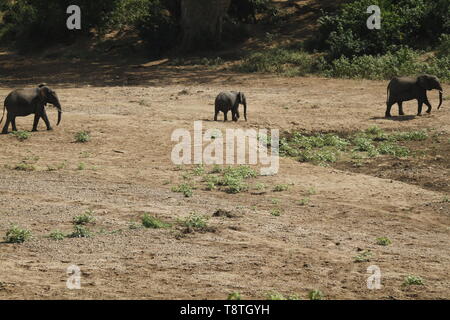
[371, 115, 417, 121]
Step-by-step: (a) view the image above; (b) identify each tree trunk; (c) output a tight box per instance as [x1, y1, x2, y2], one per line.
[180, 0, 231, 52]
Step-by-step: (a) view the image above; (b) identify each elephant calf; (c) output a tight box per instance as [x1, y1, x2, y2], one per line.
[214, 91, 247, 122]
[386, 74, 443, 117]
[1, 84, 62, 134]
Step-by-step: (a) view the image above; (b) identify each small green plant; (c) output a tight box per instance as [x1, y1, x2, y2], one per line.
[77, 162, 86, 170]
[266, 292, 300, 300]
[69, 225, 91, 238]
[192, 165, 205, 176]
[273, 184, 289, 192]
[4, 225, 32, 243]
[403, 275, 424, 286]
[181, 212, 208, 231]
[11, 130, 31, 141]
[227, 292, 242, 300]
[141, 214, 171, 229]
[49, 230, 65, 240]
[172, 183, 193, 197]
[73, 211, 95, 225]
[270, 208, 283, 216]
[14, 162, 36, 171]
[75, 131, 90, 143]
[354, 250, 373, 263]
[441, 196, 449, 203]
[307, 187, 316, 195]
[255, 183, 266, 190]
[298, 198, 310, 206]
[376, 237, 392, 246]
[309, 290, 324, 300]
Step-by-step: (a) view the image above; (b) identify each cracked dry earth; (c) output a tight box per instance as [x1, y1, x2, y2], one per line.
[0, 56, 449, 299]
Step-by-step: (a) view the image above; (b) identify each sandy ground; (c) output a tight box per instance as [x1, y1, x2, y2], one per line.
[0, 51, 449, 300]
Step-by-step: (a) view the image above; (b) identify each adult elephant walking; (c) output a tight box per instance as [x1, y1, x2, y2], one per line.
[1, 84, 62, 134]
[385, 74, 443, 117]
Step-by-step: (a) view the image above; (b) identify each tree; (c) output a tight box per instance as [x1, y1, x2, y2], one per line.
[180, 0, 231, 52]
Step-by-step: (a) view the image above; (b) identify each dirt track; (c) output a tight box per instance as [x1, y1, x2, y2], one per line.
[0, 52, 449, 300]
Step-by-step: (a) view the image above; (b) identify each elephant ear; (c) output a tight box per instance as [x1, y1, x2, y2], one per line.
[38, 86, 48, 101]
[417, 75, 430, 90]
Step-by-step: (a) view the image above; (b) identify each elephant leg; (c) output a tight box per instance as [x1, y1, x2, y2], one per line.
[32, 114, 40, 132]
[385, 102, 394, 117]
[424, 99, 432, 114]
[214, 111, 219, 121]
[41, 110, 53, 131]
[1, 114, 12, 134]
[11, 117, 18, 132]
[223, 111, 228, 122]
[398, 102, 405, 116]
[417, 101, 423, 116]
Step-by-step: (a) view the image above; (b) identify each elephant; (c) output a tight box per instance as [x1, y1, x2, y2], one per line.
[214, 91, 247, 122]
[385, 74, 443, 118]
[1, 84, 62, 134]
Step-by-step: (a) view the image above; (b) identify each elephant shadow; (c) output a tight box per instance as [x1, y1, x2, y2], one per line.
[370, 115, 417, 121]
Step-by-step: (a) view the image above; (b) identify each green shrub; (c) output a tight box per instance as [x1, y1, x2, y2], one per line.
[75, 131, 90, 143]
[69, 225, 92, 238]
[316, 0, 450, 59]
[141, 214, 171, 229]
[227, 292, 242, 300]
[171, 183, 193, 197]
[73, 211, 95, 225]
[5, 225, 32, 243]
[14, 162, 36, 171]
[376, 237, 392, 246]
[273, 184, 289, 192]
[49, 230, 65, 241]
[236, 48, 318, 76]
[266, 292, 300, 300]
[11, 130, 31, 141]
[403, 275, 424, 286]
[181, 213, 208, 231]
[309, 290, 324, 300]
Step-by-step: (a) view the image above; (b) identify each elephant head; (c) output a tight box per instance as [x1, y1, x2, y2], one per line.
[38, 84, 62, 125]
[238, 92, 247, 121]
[417, 75, 443, 109]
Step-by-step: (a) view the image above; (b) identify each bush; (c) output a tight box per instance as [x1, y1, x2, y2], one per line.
[316, 0, 450, 59]
[5, 225, 32, 243]
[141, 214, 171, 229]
[75, 131, 91, 143]
[236, 48, 319, 76]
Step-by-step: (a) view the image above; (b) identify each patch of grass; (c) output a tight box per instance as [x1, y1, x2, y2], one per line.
[181, 212, 209, 232]
[376, 237, 392, 246]
[141, 214, 171, 229]
[171, 183, 194, 198]
[73, 211, 95, 225]
[14, 162, 36, 171]
[129, 222, 142, 230]
[403, 275, 424, 286]
[49, 230, 65, 241]
[192, 165, 205, 176]
[442, 196, 450, 203]
[273, 184, 289, 192]
[307, 187, 317, 195]
[270, 208, 283, 216]
[68, 225, 92, 238]
[298, 198, 310, 206]
[77, 162, 86, 170]
[389, 130, 428, 141]
[266, 292, 300, 300]
[255, 183, 266, 191]
[235, 48, 318, 77]
[354, 250, 373, 263]
[74, 131, 90, 143]
[377, 143, 410, 158]
[4, 225, 32, 243]
[227, 292, 242, 300]
[11, 130, 31, 141]
[309, 290, 324, 300]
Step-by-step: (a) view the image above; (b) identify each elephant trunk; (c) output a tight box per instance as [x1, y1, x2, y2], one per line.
[54, 101, 62, 125]
[438, 90, 443, 110]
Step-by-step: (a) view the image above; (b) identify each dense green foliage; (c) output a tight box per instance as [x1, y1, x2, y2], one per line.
[316, 0, 450, 59]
